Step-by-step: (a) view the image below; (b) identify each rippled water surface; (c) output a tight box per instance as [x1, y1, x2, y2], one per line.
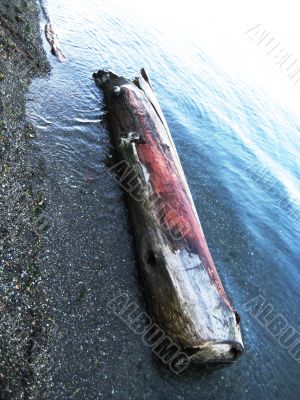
[27, 0, 300, 398]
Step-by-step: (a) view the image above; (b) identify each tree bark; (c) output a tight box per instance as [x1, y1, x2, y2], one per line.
[94, 68, 243, 363]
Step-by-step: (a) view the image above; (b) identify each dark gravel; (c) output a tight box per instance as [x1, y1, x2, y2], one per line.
[0, 1, 53, 398]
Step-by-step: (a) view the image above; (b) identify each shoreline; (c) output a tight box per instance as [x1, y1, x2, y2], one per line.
[0, 1, 53, 398]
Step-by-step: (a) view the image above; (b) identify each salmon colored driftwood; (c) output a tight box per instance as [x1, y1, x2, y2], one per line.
[94, 68, 244, 363]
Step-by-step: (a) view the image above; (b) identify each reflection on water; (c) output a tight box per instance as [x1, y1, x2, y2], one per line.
[27, 0, 299, 398]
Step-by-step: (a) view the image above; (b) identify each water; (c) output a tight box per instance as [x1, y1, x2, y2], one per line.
[27, 0, 300, 398]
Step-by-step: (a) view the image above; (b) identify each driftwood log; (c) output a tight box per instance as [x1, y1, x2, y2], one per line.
[44, 23, 66, 62]
[94, 69, 243, 363]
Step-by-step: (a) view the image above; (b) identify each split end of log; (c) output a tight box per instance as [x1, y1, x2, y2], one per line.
[186, 340, 243, 364]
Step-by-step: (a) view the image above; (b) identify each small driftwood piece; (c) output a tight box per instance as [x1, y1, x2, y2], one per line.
[94, 69, 243, 363]
[44, 23, 66, 62]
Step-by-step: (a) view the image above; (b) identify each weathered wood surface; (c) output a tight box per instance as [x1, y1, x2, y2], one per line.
[44, 23, 66, 62]
[94, 69, 243, 363]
